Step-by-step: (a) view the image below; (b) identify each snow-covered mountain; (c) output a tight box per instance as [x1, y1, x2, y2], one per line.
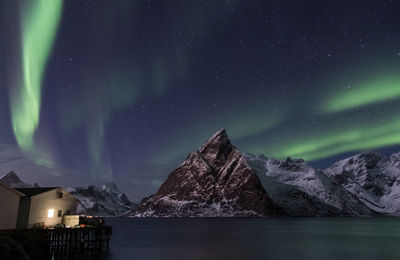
[132, 129, 283, 217]
[132, 129, 400, 217]
[324, 152, 400, 215]
[0, 171, 36, 188]
[246, 154, 374, 216]
[66, 183, 136, 216]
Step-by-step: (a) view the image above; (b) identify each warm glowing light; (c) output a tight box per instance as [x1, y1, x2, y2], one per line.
[48, 209, 55, 218]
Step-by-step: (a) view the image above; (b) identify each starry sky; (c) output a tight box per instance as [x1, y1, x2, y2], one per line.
[1, 0, 400, 200]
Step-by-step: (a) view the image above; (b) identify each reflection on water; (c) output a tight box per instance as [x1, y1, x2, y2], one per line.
[98, 217, 400, 260]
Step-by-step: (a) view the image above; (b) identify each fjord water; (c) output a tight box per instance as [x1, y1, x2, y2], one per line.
[101, 217, 400, 260]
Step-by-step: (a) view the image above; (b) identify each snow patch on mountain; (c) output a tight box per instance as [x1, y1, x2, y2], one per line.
[324, 152, 400, 215]
[390, 151, 400, 169]
[246, 153, 374, 216]
[66, 183, 136, 216]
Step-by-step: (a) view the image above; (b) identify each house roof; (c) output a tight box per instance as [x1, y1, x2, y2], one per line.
[0, 181, 25, 196]
[16, 187, 58, 197]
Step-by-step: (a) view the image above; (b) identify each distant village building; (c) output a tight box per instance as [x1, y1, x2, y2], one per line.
[0, 182, 24, 229]
[15, 187, 77, 229]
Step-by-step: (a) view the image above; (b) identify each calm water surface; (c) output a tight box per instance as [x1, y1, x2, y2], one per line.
[97, 217, 400, 260]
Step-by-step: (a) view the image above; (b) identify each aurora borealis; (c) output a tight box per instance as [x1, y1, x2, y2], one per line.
[10, 0, 63, 151]
[2, 0, 400, 199]
[322, 73, 400, 113]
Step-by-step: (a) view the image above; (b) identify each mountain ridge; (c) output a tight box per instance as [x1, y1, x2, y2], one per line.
[66, 183, 136, 216]
[132, 129, 400, 217]
[4, 129, 400, 217]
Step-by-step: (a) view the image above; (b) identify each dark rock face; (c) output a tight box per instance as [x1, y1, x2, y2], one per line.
[132, 129, 283, 217]
[117, 193, 132, 208]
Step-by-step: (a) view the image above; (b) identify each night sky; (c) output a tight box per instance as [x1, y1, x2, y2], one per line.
[1, 0, 400, 200]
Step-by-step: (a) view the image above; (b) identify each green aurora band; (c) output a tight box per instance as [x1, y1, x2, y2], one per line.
[153, 71, 400, 165]
[323, 75, 400, 113]
[263, 116, 400, 161]
[10, 0, 63, 150]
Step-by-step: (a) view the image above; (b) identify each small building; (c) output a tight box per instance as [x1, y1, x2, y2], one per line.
[15, 187, 77, 229]
[0, 182, 24, 230]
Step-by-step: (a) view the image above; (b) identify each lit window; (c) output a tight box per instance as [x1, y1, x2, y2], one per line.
[48, 209, 55, 218]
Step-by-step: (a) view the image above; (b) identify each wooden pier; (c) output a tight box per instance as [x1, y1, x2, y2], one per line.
[0, 225, 112, 259]
[49, 225, 112, 256]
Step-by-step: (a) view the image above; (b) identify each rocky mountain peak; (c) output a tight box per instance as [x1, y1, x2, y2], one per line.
[101, 183, 119, 194]
[198, 129, 234, 170]
[0, 170, 31, 188]
[1, 170, 22, 183]
[201, 129, 230, 148]
[132, 129, 282, 217]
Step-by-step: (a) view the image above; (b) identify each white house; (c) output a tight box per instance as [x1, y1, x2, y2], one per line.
[15, 187, 77, 229]
[0, 182, 24, 230]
